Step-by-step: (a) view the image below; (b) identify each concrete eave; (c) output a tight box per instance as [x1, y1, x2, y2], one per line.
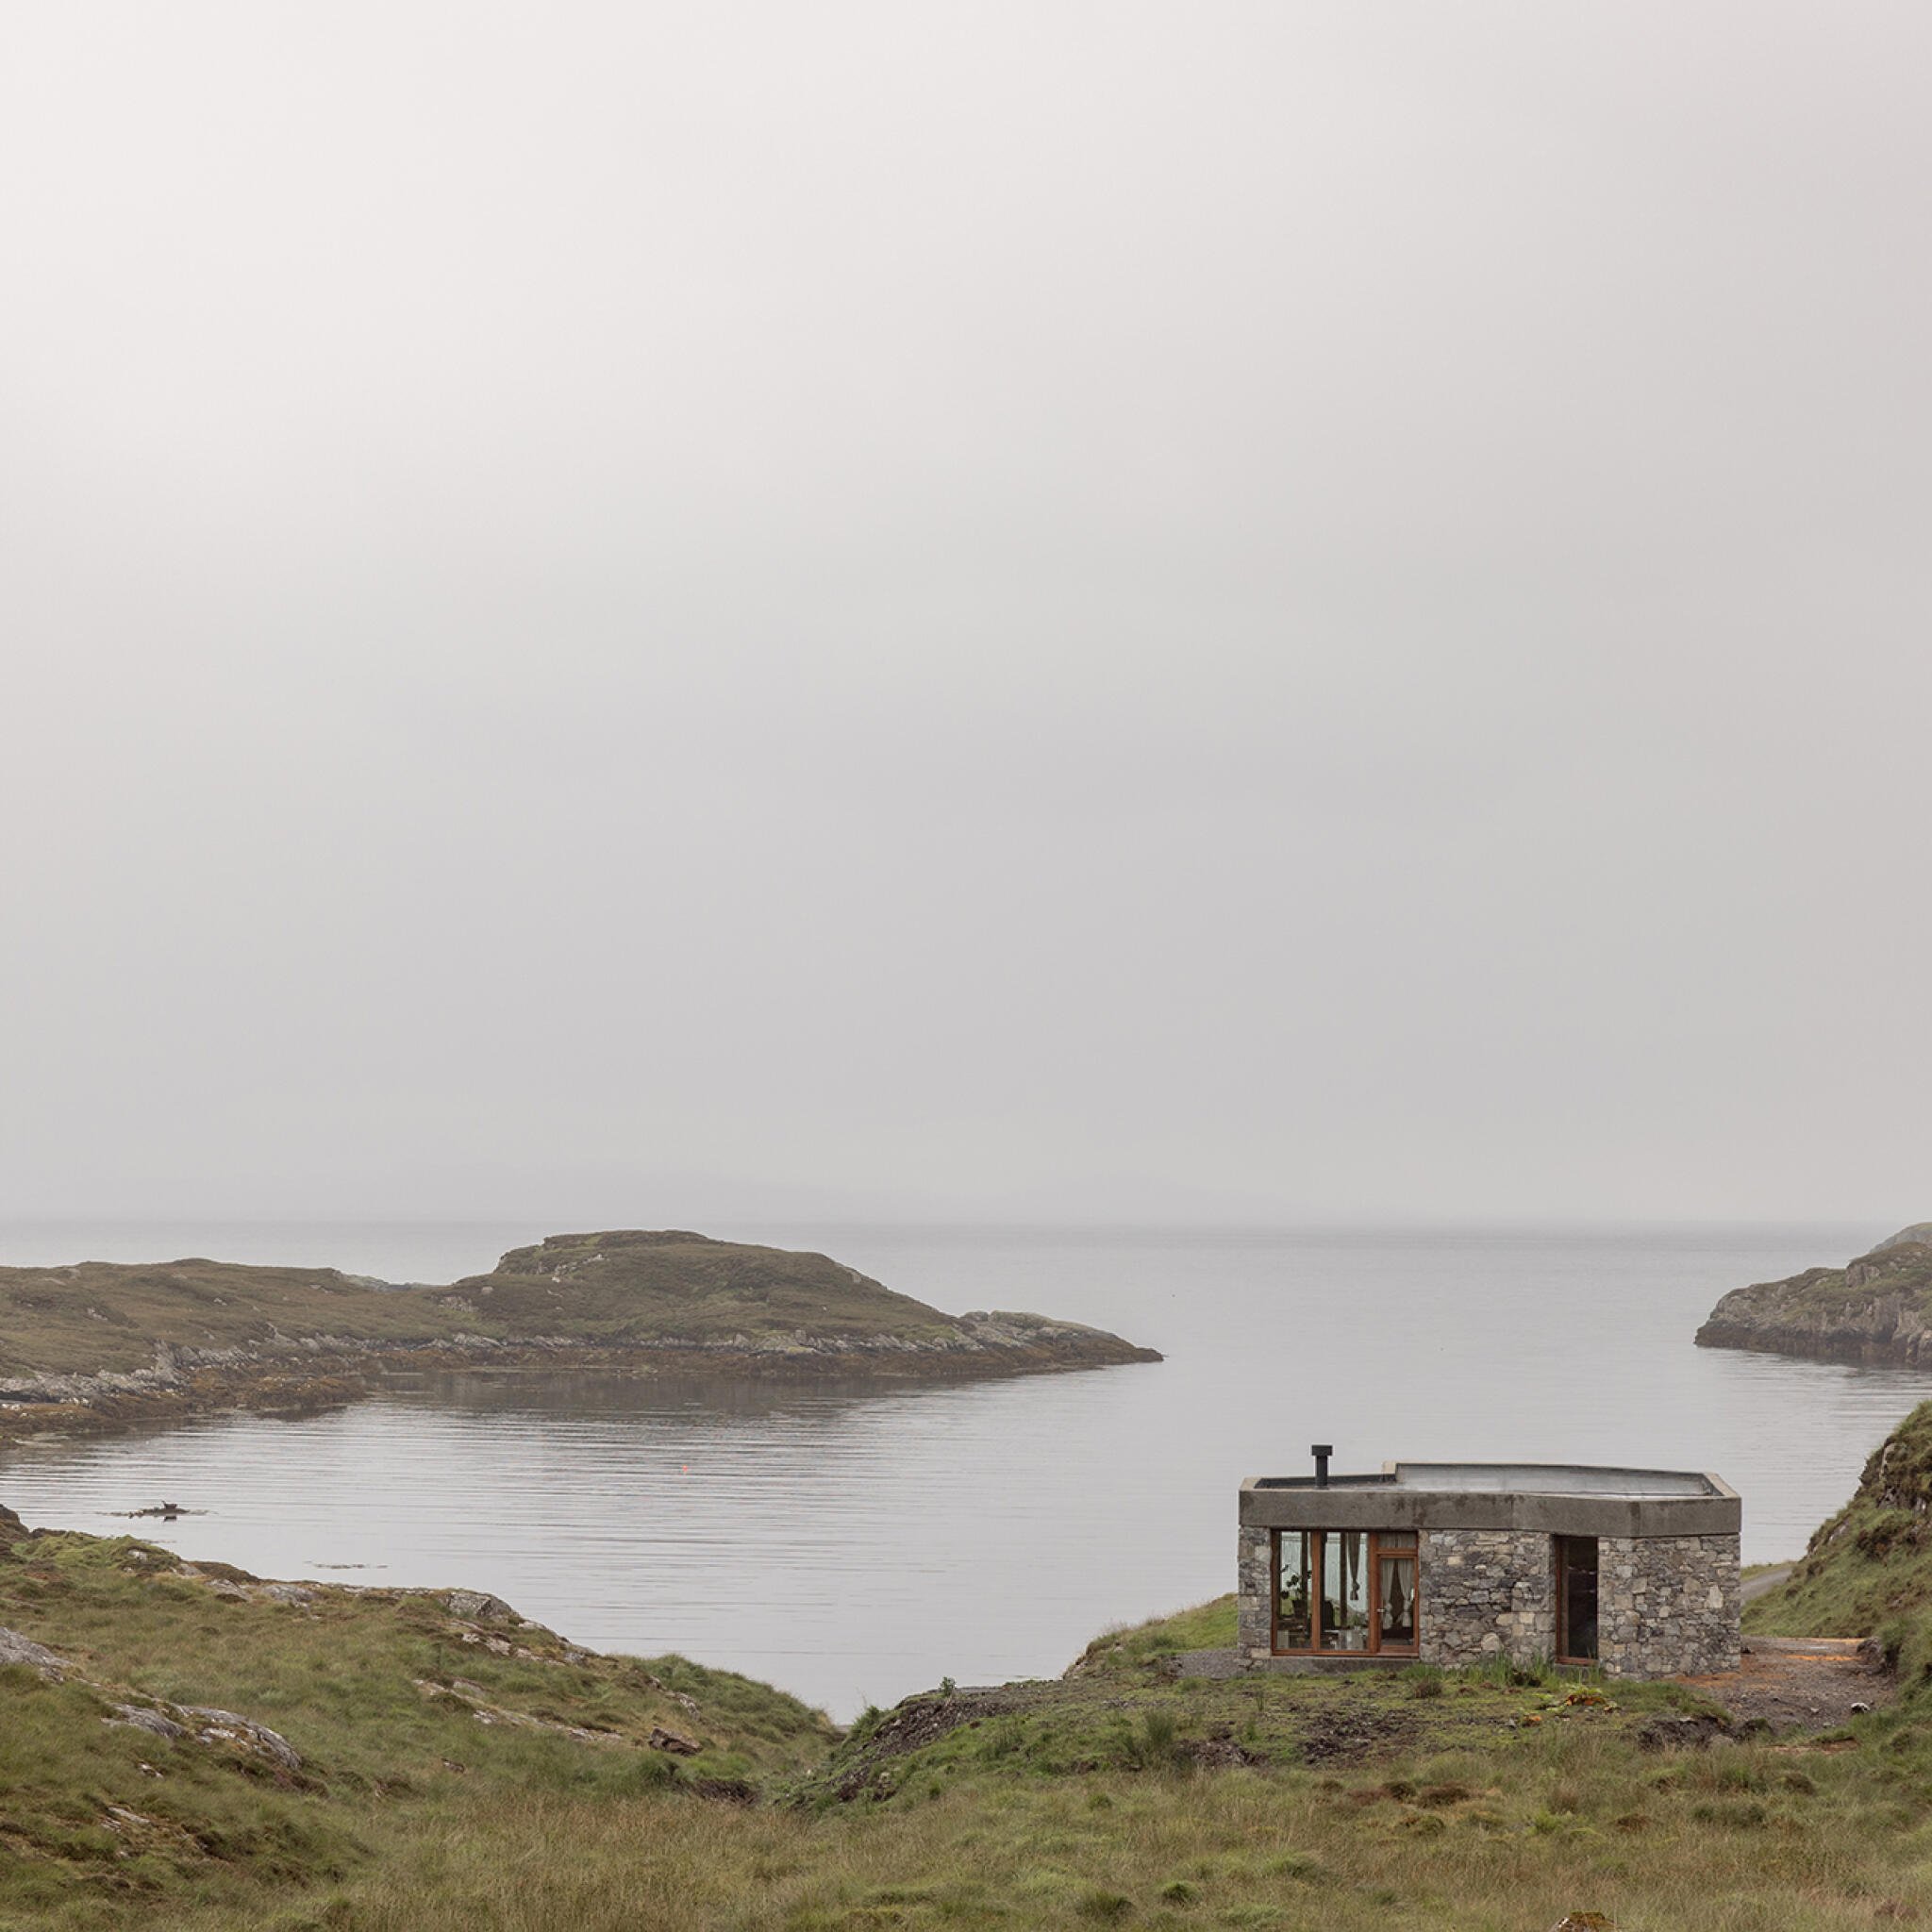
[1239, 1473, 1740, 1541]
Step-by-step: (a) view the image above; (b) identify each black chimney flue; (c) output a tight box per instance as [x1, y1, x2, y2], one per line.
[1311, 1443, 1333, 1488]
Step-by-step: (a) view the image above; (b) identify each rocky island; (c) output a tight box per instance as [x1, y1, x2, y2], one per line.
[1696, 1223, 1932, 1367]
[0, 1228, 1159, 1439]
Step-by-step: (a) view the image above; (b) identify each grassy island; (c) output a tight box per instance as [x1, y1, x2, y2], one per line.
[8, 1407, 1932, 1926]
[0, 1229, 1158, 1441]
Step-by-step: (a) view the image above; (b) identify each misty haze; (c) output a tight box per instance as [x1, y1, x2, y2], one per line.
[5, 6, 1932, 1928]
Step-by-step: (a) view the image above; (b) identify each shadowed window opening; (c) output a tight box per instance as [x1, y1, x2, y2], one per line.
[1557, 1536, 1599, 1662]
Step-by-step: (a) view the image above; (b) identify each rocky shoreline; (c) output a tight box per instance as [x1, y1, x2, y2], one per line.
[1695, 1225, 1932, 1369]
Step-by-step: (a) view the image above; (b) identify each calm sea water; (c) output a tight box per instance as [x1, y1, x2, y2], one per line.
[0, 1219, 1917, 1720]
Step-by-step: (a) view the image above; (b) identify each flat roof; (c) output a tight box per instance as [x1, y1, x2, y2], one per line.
[1241, 1460, 1740, 1537]
[1249, 1461, 1729, 1502]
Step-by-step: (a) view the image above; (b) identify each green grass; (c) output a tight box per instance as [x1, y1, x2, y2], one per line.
[2, 1537, 1929, 1931]
[1070, 1594, 1238, 1674]
[24, 1407, 1932, 1926]
[0, 1519, 835, 1926]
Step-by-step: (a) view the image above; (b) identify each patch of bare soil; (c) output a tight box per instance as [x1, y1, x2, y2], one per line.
[1294, 1705, 1421, 1766]
[1681, 1636, 1890, 1732]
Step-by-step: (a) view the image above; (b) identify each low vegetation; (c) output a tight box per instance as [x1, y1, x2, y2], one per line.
[0, 1232, 1032, 1376]
[12, 1407, 1932, 1927]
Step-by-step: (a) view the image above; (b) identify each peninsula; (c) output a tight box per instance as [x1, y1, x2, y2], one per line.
[1696, 1223, 1932, 1367]
[0, 1228, 1158, 1439]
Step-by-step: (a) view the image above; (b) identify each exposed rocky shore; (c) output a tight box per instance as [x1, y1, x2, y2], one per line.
[0, 1229, 1158, 1441]
[1695, 1224, 1932, 1367]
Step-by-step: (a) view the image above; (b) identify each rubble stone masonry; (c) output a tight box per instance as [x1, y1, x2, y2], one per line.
[1415, 1528, 1556, 1666]
[1237, 1526, 1273, 1657]
[1597, 1532, 1740, 1677]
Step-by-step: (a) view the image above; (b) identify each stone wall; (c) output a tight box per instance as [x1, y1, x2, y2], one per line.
[1597, 1533, 1740, 1677]
[1417, 1528, 1556, 1666]
[1232, 1523, 1740, 1678]
[1236, 1525, 1273, 1657]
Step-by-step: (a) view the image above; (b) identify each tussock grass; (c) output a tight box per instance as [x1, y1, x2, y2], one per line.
[143, 1752, 1932, 1932]
[25, 1407, 1932, 1926]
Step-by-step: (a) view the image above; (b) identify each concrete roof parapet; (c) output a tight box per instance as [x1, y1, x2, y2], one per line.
[1239, 1463, 1740, 1540]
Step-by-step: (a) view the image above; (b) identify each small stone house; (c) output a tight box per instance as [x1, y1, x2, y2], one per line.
[1236, 1453, 1740, 1678]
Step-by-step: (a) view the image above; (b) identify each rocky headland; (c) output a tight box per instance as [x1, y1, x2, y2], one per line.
[1695, 1224, 1932, 1367]
[0, 1228, 1158, 1440]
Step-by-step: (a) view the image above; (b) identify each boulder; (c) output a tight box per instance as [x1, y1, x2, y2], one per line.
[0, 1626, 67, 1679]
[182, 1707, 303, 1771]
[444, 1590, 515, 1624]
[107, 1704, 188, 1740]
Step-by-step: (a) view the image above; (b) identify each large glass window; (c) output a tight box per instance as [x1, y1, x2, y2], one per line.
[1276, 1532, 1315, 1650]
[1320, 1532, 1370, 1650]
[1272, 1530, 1418, 1655]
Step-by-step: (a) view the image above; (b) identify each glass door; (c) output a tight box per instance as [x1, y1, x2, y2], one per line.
[1376, 1541, 1417, 1650]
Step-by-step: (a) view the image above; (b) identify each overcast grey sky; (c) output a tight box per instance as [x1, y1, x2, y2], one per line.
[4, 3, 1928, 1224]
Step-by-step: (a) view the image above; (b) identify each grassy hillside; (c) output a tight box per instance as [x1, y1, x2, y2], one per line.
[0, 1501, 833, 1928]
[0, 1524, 1919, 1931]
[1744, 1397, 1932, 1671]
[0, 1258, 458, 1377]
[25, 1408, 1932, 1926]
[447, 1230, 965, 1346]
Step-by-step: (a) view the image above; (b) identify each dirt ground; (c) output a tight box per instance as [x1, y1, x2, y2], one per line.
[1682, 1635, 1890, 1730]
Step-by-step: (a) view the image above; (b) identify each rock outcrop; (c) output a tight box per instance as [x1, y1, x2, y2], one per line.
[1695, 1227, 1932, 1367]
[0, 1625, 69, 1678]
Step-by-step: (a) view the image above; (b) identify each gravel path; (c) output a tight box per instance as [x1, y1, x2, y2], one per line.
[1741, 1563, 1795, 1604]
[1682, 1634, 1888, 1729]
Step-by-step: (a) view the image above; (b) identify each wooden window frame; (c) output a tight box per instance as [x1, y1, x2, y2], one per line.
[1270, 1529, 1420, 1657]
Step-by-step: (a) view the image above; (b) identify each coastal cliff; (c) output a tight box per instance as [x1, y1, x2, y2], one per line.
[1695, 1225, 1932, 1367]
[0, 1229, 1158, 1438]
